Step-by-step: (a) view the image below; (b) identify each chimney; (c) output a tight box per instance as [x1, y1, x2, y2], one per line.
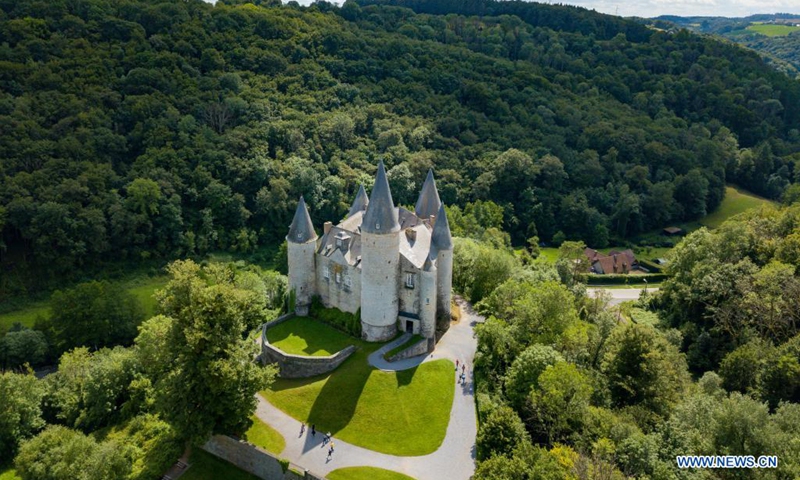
[429, 214, 436, 228]
[323, 221, 332, 235]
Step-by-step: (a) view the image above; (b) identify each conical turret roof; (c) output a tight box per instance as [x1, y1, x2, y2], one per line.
[347, 184, 369, 218]
[362, 160, 400, 234]
[415, 169, 441, 220]
[431, 202, 453, 251]
[287, 196, 317, 243]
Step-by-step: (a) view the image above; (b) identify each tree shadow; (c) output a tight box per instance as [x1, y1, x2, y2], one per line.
[395, 365, 419, 387]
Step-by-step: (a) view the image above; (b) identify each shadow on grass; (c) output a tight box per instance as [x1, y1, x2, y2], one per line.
[395, 365, 418, 387]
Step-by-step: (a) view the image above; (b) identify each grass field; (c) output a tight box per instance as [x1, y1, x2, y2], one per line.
[0, 275, 167, 331]
[245, 415, 285, 454]
[699, 186, 772, 228]
[262, 328, 454, 456]
[180, 449, 260, 480]
[266, 317, 355, 356]
[747, 23, 800, 36]
[328, 467, 416, 480]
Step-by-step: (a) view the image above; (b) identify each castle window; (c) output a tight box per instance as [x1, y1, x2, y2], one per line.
[323, 265, 330, 279]
[344, 275, 352, 288]
[335, 238, 342, 248]
[405, 273, 415, 289]
[375, 222, 381, 230]
[335, 272, 342, 284]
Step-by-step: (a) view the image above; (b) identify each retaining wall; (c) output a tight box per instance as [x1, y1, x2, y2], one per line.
[201, 435, 326, 480]
[261, 314, 357, 378]
[387, 337, 434, 362]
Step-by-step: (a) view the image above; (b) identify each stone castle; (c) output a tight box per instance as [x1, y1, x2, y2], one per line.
[286, 161, 453, 343]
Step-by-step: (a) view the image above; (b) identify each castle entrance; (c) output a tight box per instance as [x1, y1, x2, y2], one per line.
[406, 320, 414, 333]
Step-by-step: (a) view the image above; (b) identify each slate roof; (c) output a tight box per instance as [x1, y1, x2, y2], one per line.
[347, 184, 369, 219]
[362, 160, 400, 234]
[415, 169, 441, 220]
[431, 202, 453, 253]
[287, 196, 317, 244]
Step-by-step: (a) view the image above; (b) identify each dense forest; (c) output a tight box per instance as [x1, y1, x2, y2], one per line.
[2, 0, 800, 298]
[470, 203, 800, 479]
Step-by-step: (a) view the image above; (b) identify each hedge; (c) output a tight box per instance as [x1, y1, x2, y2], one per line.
[586, 273, 669, 285]
[310, 297, 362, 337]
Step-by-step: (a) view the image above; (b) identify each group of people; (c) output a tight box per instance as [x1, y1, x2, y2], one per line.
[300, 423, 336, 461]
[455, 359, 469, 385]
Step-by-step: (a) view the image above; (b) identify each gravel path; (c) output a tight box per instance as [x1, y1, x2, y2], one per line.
[254, 297, 481, 480]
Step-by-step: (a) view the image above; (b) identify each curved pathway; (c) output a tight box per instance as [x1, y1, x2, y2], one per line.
[254, 297, 481, 480]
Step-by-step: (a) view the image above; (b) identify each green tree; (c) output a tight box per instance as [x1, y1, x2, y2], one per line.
[504, 344, 564, 410]
[529, 362, 593, 443]
[0, 328, 48, 369]
[476, 405, 529, 461]
[0, 370, 46, 460]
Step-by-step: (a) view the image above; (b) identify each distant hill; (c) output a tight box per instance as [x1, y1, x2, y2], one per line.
[648, 14, 800, 78]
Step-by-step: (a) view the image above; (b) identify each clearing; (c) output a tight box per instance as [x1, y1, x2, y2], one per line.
[746, 23, 800, 37]
[266, 317, 355, 356]
[699, 185, 772, 228]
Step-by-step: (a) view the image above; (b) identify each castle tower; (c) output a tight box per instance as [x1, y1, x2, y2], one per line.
[420, 256, 438, 340]
[347, 184, 369, 218]
[360, 161, 401, 342]
[431, 202, 453, 333]
[286, 196, 317, 316]
[415, 169, 441, 220]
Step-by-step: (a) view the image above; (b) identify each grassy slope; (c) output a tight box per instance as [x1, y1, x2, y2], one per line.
[747, 24, 800, 37]
[328, 467, 416, 480]
[262, 330, 454, 456]
[699, 186, 772, 228]
[267, 317, 355, 356]
[245, 415, 286, 455]
[0, 275, 167, 331]
[180, 449, 260, 480]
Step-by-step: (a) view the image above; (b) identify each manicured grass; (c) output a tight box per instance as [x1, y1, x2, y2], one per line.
[267, 317, 355, 356]
[0, 275, 166, 332]
[328, 466, 416, 480]
[747, 23, 800, 36]
[181, 449, 260, 480]
[700, 186, 772, 229]
[384, 334, 423, 360]
[0, 464, 21, 480]
[245, 415, 285, 454]
[262, 333, 454, 456]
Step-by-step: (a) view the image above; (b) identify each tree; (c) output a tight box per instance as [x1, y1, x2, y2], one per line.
[556, 241, 589, 287]
[0, 328, 48, 369]
[147, 260, 277, 445]
[504, 345, 564, 410]
[476, 405, 529, 461]
[529, 362, 593, 443]
[0, 371, 46, 460]
[49, 281, 145, 353]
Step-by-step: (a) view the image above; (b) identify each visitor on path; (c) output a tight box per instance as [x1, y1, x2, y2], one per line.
[456, 359, 459, 370]
[327, 446, 334, 460]
[300, 423, 305, 436]
[311, 424, 316, 437]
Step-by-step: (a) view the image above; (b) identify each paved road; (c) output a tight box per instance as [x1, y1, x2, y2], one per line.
[254, 298, 481, 480]
[587, 287, 659, 305]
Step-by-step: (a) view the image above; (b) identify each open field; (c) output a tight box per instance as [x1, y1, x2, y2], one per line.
[328, 467, 416, 480]
[747, 23, 800, 36]
[699, 186, 773, 228]
[245, 415, 286, 454]
[180, 449, 260, 480]
[0, 275, 167, 331]
[266, 317, 355, 356]
[262, 326, 454, 456]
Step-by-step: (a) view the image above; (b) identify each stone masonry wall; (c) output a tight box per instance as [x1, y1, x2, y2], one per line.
[260, 315, 356, 379]
[387, 336, 434, 362]
[201, 435, 326, 480]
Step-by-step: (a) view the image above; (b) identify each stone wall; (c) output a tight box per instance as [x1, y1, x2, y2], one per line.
[260, 316, 357, 379]
[387, 336, 433, 362]
[201, 435, 326, 480]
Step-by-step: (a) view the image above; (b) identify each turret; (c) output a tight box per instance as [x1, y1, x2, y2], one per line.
[286, 196, 317, 316]
[431, 202, 453, 333]
[347, 184, 369, 219]
[420, 256, 437, 340]
[415, 169, 441, 220]
[360, 161, 401, 342]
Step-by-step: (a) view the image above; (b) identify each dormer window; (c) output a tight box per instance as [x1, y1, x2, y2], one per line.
[335, 238, 342, 248]
[323, 265, 330, 279]
[335, 272, 342, 284]
[405, 273, 415, 289]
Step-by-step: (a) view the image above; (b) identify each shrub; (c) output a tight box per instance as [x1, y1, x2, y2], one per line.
[310, 297, 361, 337]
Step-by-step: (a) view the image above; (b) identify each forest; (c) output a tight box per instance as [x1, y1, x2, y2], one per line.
[2, 0, 800, 299]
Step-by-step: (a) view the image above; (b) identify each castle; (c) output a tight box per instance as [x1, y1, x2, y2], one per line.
[286, 161, 453, 343]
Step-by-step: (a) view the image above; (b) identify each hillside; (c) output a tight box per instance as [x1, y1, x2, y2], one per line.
[1, 0, 800, 297]
[652, 14, 800, 78]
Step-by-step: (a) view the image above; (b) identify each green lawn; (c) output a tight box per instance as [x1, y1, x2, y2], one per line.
[536, 247, 559, 264]
[262, 330, 454, 456]
[180, 449, 260, 480]
[700, 186, 772, 228]
[0, 275, 167, 332]
[0, 464, 20, 480]
[328, 467, 416, 480]
[245, 415, 285, 454]
[267, 317, 355, 356]
[747, 23, 800, 36]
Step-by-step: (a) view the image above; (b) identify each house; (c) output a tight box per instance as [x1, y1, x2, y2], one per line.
[662, 226, 683, 236]
[585, 248, 639, 275]
[287, 161, 453, 344]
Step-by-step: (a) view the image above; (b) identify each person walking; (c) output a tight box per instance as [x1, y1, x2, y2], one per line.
[311, 424, 316, 437]
[300, 423, 305, 436]
[456, 359, 459, 370]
